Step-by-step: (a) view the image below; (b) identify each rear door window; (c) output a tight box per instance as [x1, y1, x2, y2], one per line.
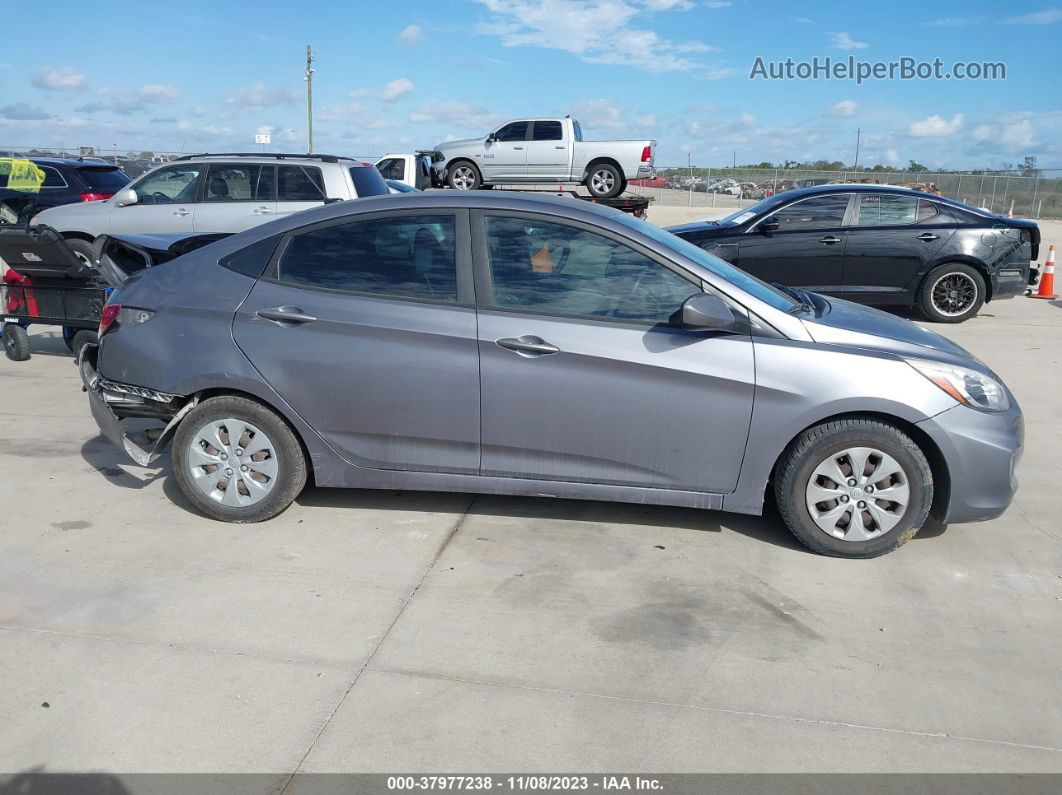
[278, 165, 326, 201]
[855, 194, 919, 226]
[531, 121, 563, 141]
[77, 166, 129, 194]
[276, 214, 458, 301]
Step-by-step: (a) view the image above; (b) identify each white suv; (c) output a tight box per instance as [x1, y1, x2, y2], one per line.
[31, 153, 389, 263]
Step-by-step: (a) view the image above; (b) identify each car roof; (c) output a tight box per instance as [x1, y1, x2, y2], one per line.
[168, 153, 372, 166]
[29, 157, 120, 168]
[766, 182, 1002, 218]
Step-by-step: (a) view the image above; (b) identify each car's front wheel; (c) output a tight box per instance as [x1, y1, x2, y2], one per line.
[774, 419, 933, 558]
[447, 161, 481, 191]
[919, 263, 985, 323]
[172, 395, 307, 522]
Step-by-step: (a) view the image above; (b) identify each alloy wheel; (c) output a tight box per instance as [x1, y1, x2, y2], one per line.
[590, 169, 615, 195]
[186, 418, 279, 507]
[451, 166, 476, 190]
[931, 272, 978, 317]
[804, 446, 911, 542]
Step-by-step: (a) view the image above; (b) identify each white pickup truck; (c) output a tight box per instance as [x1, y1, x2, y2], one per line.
[431, 116, 655, 199]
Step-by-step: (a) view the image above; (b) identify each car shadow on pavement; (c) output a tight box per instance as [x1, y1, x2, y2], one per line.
[296, 485, 811, 553]
[20, 330, 74, 358]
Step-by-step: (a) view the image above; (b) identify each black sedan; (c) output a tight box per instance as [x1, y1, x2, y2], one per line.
[668, 184, 1039, 322]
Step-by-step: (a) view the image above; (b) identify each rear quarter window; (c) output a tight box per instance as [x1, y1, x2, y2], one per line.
[349, 166, 390, 198]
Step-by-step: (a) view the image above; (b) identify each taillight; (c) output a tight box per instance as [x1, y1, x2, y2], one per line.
[640, 145, 652, 163]
[81, 193, 112, 202]
[99, 303, 121, 336]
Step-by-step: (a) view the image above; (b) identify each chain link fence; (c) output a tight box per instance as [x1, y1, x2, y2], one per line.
[632, 167, 1062, 219]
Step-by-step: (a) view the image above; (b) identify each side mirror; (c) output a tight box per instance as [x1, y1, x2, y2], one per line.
[758, 219, 779, 236]
[114, 188, 138, 207]
[486, 132, 498, 143]
[681, 293, 740, 333]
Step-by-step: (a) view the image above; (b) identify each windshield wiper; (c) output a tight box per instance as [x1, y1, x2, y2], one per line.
[771, 282, 815, 314]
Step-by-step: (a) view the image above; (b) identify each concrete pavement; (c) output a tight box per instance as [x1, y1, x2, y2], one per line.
[1, 280, 1060, 778]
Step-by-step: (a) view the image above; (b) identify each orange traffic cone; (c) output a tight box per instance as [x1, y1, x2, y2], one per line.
[1031, 244, 1057, 300]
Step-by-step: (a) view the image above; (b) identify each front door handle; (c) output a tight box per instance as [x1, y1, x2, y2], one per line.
[253, 206, 273, 215]
[555, 146, 566, 149]
[917, 232, 940, 241]
[256, 306, 318, 325]
[173, 208, 191, 217]
[819, 235, 842, 245]
[496, 335, 559, 356]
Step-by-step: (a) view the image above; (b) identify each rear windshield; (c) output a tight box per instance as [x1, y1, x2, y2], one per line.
[78, 166, 130, 193]
[349, 166, 390, 198]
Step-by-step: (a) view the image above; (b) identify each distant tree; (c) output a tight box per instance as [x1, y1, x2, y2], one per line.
[906, 160, 929, 173]
[1019, 156, 1042, 178]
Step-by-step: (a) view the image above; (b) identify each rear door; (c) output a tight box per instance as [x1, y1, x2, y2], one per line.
[737, 193, 852, 294]
[232, 209, 480, 472]
[482, 121, 529, 181]
[194, 163, 277, 233]
[274, 164, 327, 220]
[109, 163, 201, 235]
[841, 193, 955, 304]
[524, 120, 568, 179]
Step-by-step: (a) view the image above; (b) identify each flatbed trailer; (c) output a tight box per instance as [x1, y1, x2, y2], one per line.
[486, 187, 652, 217]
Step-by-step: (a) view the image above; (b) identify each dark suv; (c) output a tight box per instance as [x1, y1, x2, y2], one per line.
[669, 184, 1039, 323]
[1, 158, 130, 213]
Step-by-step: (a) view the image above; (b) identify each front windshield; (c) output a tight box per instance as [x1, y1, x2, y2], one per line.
[614, 213, 798, 312]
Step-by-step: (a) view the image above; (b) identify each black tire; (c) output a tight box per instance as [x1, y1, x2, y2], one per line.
[64, 237, 96, 268]
[774, 418, 933, 558]
[3, 323, 30, 361]
[919, 263, 985, 323]
[172, 395, 307, 523]
[71, 330, 98, 360]
[446, 161, 481, 191]
[585, 163, 624, 199]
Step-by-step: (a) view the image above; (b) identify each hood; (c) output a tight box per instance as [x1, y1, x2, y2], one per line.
[803, 297, 979, 366]
[435, 137, 481, 153]
[667, 219, 746, 238]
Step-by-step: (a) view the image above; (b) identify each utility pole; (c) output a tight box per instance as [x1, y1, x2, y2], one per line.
[305, 44, 315, 154]
[732, 151, 736, 168]
[853, 127, 862, 171]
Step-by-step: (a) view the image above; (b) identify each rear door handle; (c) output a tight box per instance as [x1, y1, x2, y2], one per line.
[554, 146, 566, 149]
[256, 306, 318, 325]
[513, 146, 524, 150]
[917, 232, 940, 241]
[173, 208, 190, 217]
[819, 236, 842, 245]
[496, 335, 559, 356]
[253, 206, 273, 215]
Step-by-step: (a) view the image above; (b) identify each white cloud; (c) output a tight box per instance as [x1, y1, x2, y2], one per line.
[0, 103, 52, 121]
[829, 99, 858, 117]
[224, 82, 298, 110]
[641, 0, 693, 9]
[409, 100, 494, 128]
[971, 119, 1035, 150]
[382, 78, 414, 102]
[829, 31, 868, 50]
[475, 0, 716, 72]
[925, 16, 985, 27]
[73, 84, 180, 115]
[700, 65, 738, 79]
[908, 113, 963, 137]
[1005, 8, 1062, 24]
[136, 84, 178, 103]
[32, 66, 88, 91]
[704, 1, 731, 7]
[398, 24, 424, 43]
[254, 124, 302, 143]
[790, 16, 812, 23]
[569, 98, 657, 131]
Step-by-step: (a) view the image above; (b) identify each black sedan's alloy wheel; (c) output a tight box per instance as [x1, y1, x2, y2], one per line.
[919, 263, 986, 323]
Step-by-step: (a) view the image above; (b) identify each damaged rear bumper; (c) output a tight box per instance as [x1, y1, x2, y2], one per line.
[79, 343, 196, 466]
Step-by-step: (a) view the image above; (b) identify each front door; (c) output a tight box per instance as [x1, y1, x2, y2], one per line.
[841, 193, 956, 304]
[473, 212, 755, 493]
[481, 121, 529, 182]
[232, 210, 480, 473]
[737, 193, 853, 294]
[109, 163, 201, 235]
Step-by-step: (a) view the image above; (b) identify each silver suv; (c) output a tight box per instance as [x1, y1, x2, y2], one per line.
[30, 153, 389, 264]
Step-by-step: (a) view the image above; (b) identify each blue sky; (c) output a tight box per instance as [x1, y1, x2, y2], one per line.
[2, 0, 1061, 168]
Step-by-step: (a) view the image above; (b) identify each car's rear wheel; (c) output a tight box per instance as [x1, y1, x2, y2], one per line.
[919, 263, 985, 323]
[774, 419, 933, 558]
[172, 396, 307, 523]
[585, 163, 624, 199]
[447, 161, 481, 191]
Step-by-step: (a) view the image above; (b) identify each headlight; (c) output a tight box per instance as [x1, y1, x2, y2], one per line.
[906, 358, 1010, 412]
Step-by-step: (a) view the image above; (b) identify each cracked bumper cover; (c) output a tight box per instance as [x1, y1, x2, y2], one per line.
[79, 343, 196, 466]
